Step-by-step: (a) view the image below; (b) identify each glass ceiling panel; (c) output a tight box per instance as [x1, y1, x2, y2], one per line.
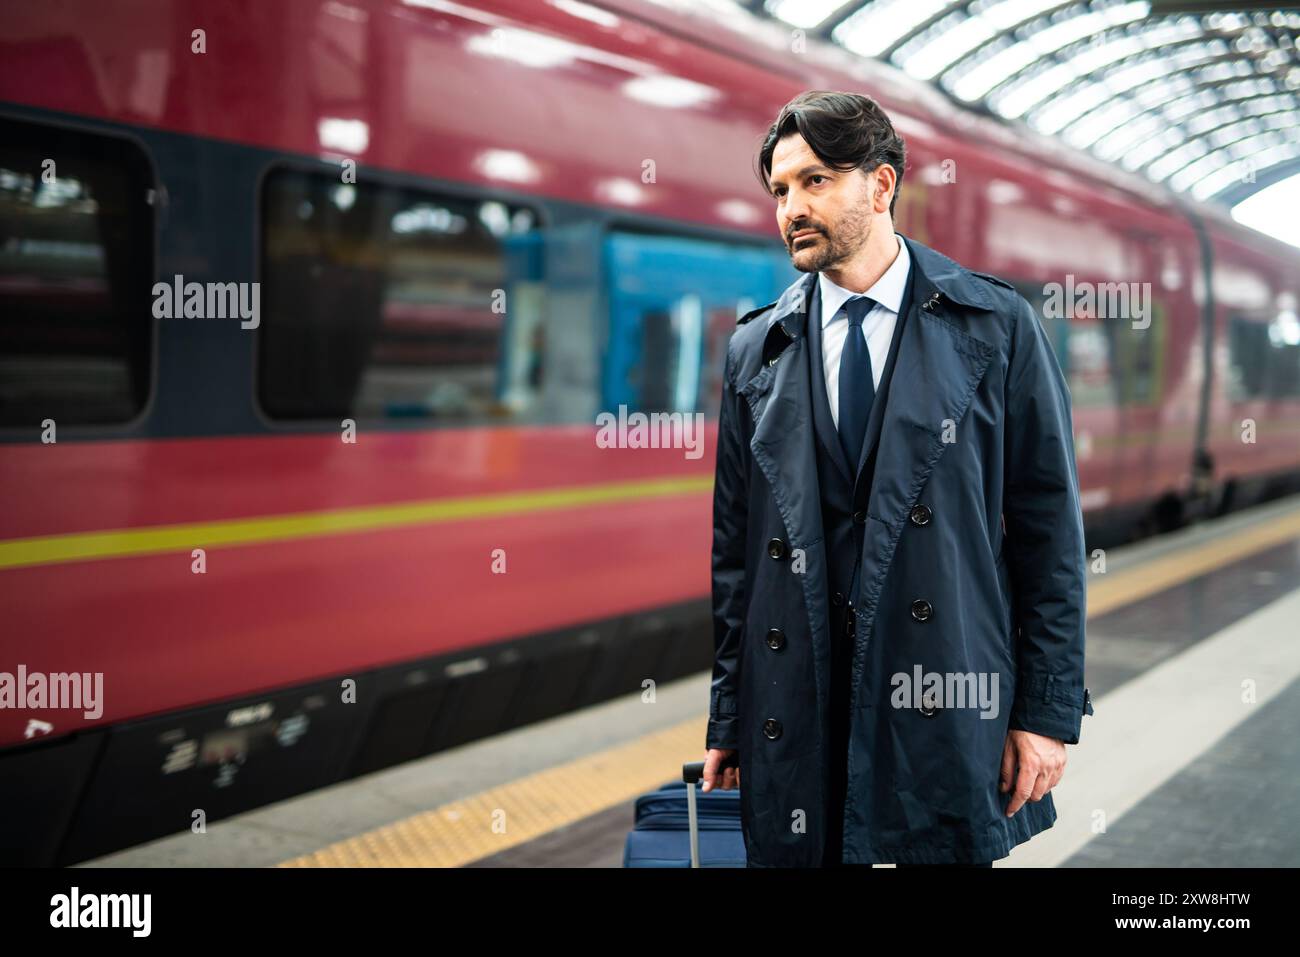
[1182, 139, 1300, 199]
[763, 0, 846, 29]
[897, 0, 1064, 80]
[832, 0, 953, 58]
[950, 2, 1149, 101]
[992, 19, 1201, 118]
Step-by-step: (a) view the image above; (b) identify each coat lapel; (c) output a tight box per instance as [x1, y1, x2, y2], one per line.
[737, 272, 832, 736]
[737, 270, 822, 553]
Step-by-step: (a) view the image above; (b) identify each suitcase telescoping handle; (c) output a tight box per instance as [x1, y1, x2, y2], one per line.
[681, 754, 740, 868]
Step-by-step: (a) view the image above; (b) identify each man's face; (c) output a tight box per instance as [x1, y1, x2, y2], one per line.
[768, 132, 877, 273]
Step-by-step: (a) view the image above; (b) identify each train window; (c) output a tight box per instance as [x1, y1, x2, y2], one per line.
[1111, 300, 1167, 406]
[0, 115, 154, 428]
[1228, 316, 1267, 399]
[602, 231, 796, 419]
[258, 168, 549, 423]
[1062, 318, 1117, 408]
[1008, 281, 1067, 365]
[1010, 280, 1169, 406]
[1010, 280, 1114, 408]
[1228, 313, 1300, 400]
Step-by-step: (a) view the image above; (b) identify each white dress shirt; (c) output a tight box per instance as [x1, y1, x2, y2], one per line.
[819, 233, 910, 430]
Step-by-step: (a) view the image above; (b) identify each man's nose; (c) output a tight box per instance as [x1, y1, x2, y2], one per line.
[783, 192, 812, 237]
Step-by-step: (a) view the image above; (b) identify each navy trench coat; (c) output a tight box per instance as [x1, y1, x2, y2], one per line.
[707, 232, 1094, 866]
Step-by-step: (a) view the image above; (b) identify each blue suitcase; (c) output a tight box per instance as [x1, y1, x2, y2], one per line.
[622, 757, 746, 867]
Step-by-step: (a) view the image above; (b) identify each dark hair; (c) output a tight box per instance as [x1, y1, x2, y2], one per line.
[755, 90, 906, 219]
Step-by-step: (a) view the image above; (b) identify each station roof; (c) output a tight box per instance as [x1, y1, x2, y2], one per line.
[731, 0, 1300, 206]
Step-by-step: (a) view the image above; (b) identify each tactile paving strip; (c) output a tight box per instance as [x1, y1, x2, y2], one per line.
[278, 717, 708, 867]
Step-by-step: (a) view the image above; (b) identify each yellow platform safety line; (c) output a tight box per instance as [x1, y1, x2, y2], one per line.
[277, 501, 1300, 867]
[1085, 506, 1300, 616]
[0, 474, 713, 571]
[278, 716, 708, 868]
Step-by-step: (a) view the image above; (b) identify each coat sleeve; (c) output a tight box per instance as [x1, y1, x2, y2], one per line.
[1002, 294, 1094, 745]
[707, 340, 749, 751]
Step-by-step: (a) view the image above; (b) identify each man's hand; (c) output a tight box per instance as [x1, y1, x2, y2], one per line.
[1000, 729, 1066, 817]
[701, 748, 739, 792]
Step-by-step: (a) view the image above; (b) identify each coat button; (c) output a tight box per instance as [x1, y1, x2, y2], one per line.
[766, 627, 785, 651]
[919, 686, 941, 716]
[909, 504, 932, 526]
[910, 599, 933, 622]
[762, 718, 782, 740]
[767, 537, 786, 560]
[852, 509, 867, 525]
[844, 612, 855, 637]
[832, 591, 845, 607]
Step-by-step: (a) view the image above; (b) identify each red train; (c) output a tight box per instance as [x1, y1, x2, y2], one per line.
[1, 0, 1298, 864]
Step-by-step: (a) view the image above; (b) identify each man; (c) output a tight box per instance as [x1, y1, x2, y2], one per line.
[700, 91, 1093, 868]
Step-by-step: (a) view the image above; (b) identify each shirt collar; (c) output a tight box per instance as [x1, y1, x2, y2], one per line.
[819, 233, 909, 328]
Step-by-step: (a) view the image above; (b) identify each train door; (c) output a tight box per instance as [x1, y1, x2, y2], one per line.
[1109, 232, 1173, 521]
[1012, 281, 1121, 521]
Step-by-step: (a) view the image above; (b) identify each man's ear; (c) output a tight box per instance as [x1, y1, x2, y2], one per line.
[869, 167, 892, 210]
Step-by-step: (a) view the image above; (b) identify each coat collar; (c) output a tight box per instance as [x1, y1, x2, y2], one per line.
[755, 231, 997, 354]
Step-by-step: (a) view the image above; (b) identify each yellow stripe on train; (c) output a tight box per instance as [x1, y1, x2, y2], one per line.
[0, 475, 713, 571]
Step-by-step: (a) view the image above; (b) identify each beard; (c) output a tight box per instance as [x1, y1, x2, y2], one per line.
[787, 195, 874, 273]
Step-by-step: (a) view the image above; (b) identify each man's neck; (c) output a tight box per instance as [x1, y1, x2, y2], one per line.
[822, 228, 899, 294]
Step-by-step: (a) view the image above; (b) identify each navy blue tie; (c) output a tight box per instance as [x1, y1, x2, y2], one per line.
[838, 295, 877, 474]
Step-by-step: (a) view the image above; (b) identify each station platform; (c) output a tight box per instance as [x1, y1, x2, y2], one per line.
[77, 493, 1300, 868]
